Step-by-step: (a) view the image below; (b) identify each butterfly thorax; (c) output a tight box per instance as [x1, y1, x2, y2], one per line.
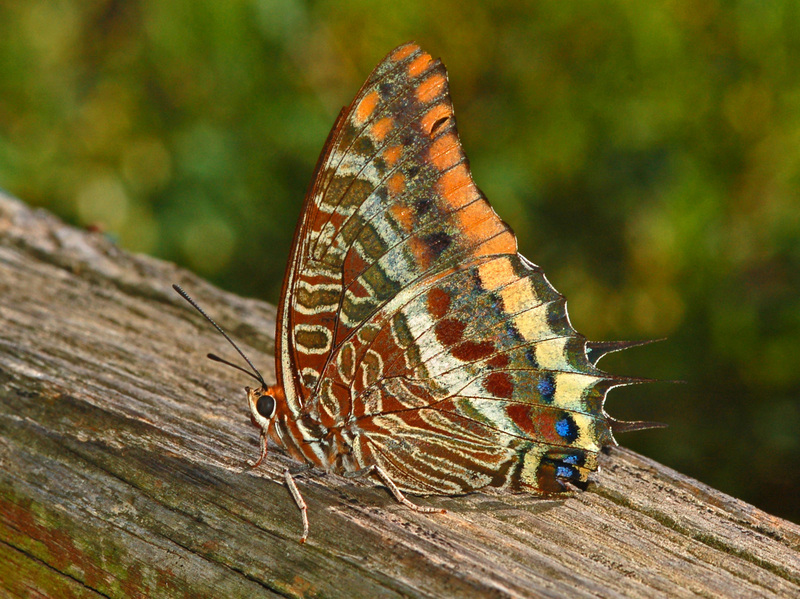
[254, 381, 359, 473]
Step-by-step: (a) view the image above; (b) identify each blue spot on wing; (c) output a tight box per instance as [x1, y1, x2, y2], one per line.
[537, 374, 555, 403]
[555, 413, 579, 443]
[555, 465, 577, 479]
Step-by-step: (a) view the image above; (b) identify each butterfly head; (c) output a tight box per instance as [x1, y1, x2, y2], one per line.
[246, 384, 283, 433]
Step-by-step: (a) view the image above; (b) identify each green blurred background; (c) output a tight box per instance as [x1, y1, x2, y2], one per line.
[1, 1, 798, 522]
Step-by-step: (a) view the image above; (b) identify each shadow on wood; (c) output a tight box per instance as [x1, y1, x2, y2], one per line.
[1, 193, 799, 598]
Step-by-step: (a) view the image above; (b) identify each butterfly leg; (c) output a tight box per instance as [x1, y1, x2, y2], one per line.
[365, 465, 445, 514]
[247, 432, 269, 468]
[284, 468, 309, 544]
[287, 462, 315, 475]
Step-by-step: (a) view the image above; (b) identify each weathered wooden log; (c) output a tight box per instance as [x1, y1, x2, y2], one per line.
[1, 192, 798, 598]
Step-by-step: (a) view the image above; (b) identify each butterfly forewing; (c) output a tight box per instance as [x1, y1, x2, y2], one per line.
[277, 43, 620, 495]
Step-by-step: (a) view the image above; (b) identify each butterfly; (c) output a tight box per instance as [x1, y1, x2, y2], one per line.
[176, 42, 661, 543]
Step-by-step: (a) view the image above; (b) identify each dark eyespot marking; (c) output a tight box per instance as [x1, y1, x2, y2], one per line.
[422, 231, 452, 260]
[354, 136, 375, 156]
[415, 195, 433, 215]
[491, 292, 503, 311]
[257, 394, 276, 419]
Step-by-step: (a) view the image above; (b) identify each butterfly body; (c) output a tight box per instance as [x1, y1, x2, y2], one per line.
[180, 43, 661, 541]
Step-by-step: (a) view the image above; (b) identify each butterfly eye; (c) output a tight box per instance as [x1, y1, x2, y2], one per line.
[256, 394, 276, 419]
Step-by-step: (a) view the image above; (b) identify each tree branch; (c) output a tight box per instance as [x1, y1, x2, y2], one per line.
[1, 193, 798, 598]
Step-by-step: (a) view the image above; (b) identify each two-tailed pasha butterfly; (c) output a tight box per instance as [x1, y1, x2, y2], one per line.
[176, 42, 662, 543]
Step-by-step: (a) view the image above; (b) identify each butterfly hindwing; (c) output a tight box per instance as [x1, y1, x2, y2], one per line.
[343, 255, 616, 494]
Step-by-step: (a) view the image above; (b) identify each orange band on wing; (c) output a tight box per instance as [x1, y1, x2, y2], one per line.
[388, 172, 406, 196]
[390, 204, 414, 232]
[421, 104, 452, 136]
[383, 144, 403, 167]
[408, 53, 433, 78]
[371, 117, 394, 141]
[477, 257, 515, 291]
[477, 230, 516, 256]
[391, 44, 420, 62]
[356, 91, 380, 123]
[429, 133, 463, 171]
[437, 164, 478, 209]
[416, 73, 446, 104]
[456, 199, 494, 232]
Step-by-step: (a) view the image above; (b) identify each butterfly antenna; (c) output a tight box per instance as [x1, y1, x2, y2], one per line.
[206, 353, 262, 384]
[172, 284, 266, 387]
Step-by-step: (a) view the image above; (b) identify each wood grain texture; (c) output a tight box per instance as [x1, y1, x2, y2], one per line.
[1, 192, 798, 598]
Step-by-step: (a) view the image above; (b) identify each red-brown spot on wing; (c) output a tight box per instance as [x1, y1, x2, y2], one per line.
[506, 403, 532, 430]
[486, 354, 510, 369]
[434, 318, 467, 345]
[452, 340, 495, 362]
[484, 371, 514, 398]
[427, 287, 451, 319]
[525, 412, 570, 446]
